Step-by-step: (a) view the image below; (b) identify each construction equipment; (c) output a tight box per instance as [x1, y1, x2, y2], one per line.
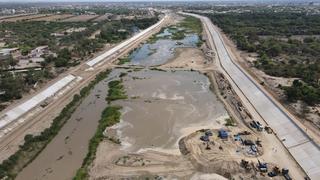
[256, 138, 262, 147]
[243, 139, 254, 146]
[251, 145, 257, 152]
[282, 168, 292, 180]
[250, 121, 263, 131]
[205, 130, 213, 136]
[257, 160, 268, 172]
[205, 142, 211, 150]
[265, 126, 273, 134]
[268, 166, 280, 177]
[241, 159, 251, 171]
[239, 131, 251, 135]
[200, 135, 209, 142]
[218, 129, 228, 139]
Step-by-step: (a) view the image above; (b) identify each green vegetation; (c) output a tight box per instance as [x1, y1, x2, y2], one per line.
[171, 16, 202, 41]
[73, 105, 122, 180]
[0, 16, 158, 105]
[119, 72, 128, 78]
[283, 80, 319, 105]
[179, 16, 203, 35]
[224, 117, 236, 126]
[106, 80, 127, 103]
[0, 72, 24, 101]
[40, 7, 150, 16]
[0, 70, 110, 179]
[99, 18, 158, 43]
[117, 57, 130, 65]
[171, 30, 186, 40]
[149, 67, 166, 72]
[74, 72, 125, 180]
[146, 34, 159, 44]
[0, 21, 84, 52]
[146, 16, 202, 43]
[146, 27, 167, 44]
[204, 10, 320, 105]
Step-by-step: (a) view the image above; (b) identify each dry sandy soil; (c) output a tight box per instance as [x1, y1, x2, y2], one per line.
[0, 14, 49, 22]
[89, 30, 102, 39]
[93, 15, 110, 22]
[89, 38, 306, 179]
[61, 15, 99, 22]
[160, 47, 208, 70]
[31, 14, 74, 21]
[216, 25, 320, 134]
[0, 13, 309, 179]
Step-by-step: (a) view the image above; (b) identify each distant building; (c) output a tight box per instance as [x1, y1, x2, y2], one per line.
[29, 46, 49, 58]
[0, 48, 19, 60]
[50, 32, 65, 37]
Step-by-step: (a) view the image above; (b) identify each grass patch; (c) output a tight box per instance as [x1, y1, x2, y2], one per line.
[149, 67, 166, 72]
[119, 72, 128, 78]
[106, 80, 127, 103]
[224, 117, 236, 127]
[179, 16, 203, 35]
[146, 34, 160, 44]
[73, 105, 122, 180]
[196, 36, 204, 47]
[0, 70, 111, 180]
[146, 27, 168, 44]
[117, 57, 131, 65]
[171, 30, 186, 40]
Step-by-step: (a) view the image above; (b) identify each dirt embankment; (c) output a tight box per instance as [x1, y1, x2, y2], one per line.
[160, 47, 207, 69]
[89, 36, 305, 180]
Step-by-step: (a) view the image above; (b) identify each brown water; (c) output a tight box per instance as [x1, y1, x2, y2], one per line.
[115, 70, 228, 152]
[16, 70, 121, 180]
[16, 69, 228, 179]
[16, 28, 228, 179]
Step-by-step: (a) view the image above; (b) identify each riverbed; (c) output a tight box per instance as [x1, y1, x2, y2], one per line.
[16, 71, 121, 180]
[114, 69, 228, 152]
[130, 27, 200, 66]
[16, 25, 228, 180]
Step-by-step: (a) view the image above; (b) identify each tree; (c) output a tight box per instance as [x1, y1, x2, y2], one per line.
[267, 43, 282, 57]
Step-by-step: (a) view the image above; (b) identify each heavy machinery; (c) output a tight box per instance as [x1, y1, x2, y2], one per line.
[282, 168, 292, 180]
[257, 160, 268, 172]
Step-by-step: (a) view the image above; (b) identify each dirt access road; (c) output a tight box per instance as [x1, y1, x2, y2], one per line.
[182, 12, 319, 179]
[90, 13, 304, 179]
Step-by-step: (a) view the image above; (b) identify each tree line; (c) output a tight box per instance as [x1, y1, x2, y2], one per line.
[203, 11, 320, 105]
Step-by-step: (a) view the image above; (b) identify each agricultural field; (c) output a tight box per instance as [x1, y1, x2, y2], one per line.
[30, 14, 75, 22]
[0, 14, 49, 22]
[93, 14, 111, 22]
[61, 15, 99, 22]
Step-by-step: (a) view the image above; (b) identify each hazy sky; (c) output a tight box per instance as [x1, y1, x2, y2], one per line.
[0, 0, 316, 3]
[0, 0, 313, 2]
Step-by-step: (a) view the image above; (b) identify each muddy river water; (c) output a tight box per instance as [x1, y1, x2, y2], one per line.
[17, 27, 228, 180]
[115, 70, 228, 152]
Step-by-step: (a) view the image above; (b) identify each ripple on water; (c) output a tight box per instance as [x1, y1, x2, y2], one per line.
[115, 70, 229, 152]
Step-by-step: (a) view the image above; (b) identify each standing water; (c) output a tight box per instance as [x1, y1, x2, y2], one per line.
[16, 26, 228, 179]
[114, 70, 228, 152]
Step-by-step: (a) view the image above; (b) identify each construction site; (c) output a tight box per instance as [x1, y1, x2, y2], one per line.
[88, 13, 307, 180]
[0, 9, 317, 180]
